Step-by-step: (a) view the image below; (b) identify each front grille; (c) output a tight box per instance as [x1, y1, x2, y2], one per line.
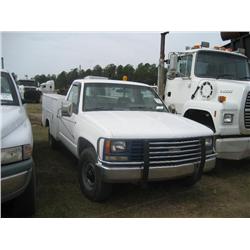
[148, 139, 202, 167]
[130, 138, 202, 166]
[24, 87, 36, 92]
[244, 91, 250, 128]
[130, 141, 144, 161]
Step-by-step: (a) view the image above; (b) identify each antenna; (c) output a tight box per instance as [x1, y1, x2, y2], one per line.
[1, 57, 4, 69]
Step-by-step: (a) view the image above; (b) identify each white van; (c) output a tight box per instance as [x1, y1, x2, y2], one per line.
[1, 70, 36, 216]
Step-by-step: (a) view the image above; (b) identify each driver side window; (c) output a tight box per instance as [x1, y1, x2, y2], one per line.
[67, 84, 81, 114]
[177, 54, 193, 77]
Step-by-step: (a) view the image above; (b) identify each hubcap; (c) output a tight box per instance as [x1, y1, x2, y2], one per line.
[83, 163, 96, 188]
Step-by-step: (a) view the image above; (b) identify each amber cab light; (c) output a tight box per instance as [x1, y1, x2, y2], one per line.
[218, 96, 227, 103]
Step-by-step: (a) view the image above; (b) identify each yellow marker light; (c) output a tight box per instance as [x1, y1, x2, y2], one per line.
[122, 75, 128, 81]
[218, 96, 227, 103]
[193, 44, 201, 49]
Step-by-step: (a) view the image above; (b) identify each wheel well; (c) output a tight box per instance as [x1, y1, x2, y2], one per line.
[184, 109, 216, 132]
[78, 138, 96, 157]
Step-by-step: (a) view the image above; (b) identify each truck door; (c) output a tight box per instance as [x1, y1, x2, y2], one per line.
[59, 83, 81, 154]
[165, 54, 193, 114]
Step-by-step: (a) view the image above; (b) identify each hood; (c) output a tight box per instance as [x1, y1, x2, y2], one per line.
[83, 111, 213, 139]
[0, 106, 26, 139]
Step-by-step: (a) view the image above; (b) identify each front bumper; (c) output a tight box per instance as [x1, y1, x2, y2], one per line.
[216, 137, 250, 160]
[97, 155, 216, 183]
[1, 158, 33, 203]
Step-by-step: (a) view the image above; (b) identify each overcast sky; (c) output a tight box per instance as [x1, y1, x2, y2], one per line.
[1, 32, 225, 79]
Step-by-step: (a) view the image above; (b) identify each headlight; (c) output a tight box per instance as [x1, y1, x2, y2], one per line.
[111, 141, 127, 153]
[223, 113, 234, 124]
[205, 137, 213, 148]
[104, 140, 128, 161]
[205, 137, 214, 154]
[1, 146, 22, 165]
[23, 144, 33, 160]
[1, 144, 32, 165]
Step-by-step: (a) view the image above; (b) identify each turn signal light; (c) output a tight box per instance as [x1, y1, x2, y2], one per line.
[105, 140, 111, 155]
[218, 96, 227, 103]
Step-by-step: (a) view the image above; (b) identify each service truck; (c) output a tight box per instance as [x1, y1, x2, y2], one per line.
[1, 70, 36, 216]
[42, 76, 216, 201]
[18, 79, 42, 103]
[164, 43, 250, 160]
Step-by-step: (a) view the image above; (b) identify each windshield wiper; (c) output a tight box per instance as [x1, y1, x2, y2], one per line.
[239, 76, 250, 80]
[129, 106, 147, 110]
[216, 74, 233, 79]
[85, 107, 115, 111]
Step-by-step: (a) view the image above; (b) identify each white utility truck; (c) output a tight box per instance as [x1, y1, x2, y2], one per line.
[1, 70, 36, 216]
[18, 79, 42, 103]
[164, 43, 250, 160]
[42, 76, 216, 201]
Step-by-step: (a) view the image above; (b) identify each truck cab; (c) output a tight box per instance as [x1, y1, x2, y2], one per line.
[1, 70, 36, 216]
[18, 79, 42, 103]
[42, 76, 216, 201]
[164, 44, 250, 160]
[39, 80, 55, 94]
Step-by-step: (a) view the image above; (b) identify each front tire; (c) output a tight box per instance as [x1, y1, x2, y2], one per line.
[78, 148, 112, 202]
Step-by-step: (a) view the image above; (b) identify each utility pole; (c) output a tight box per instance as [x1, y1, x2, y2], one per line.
[1, 57, 4, 69]
[157, 32, 169, 99]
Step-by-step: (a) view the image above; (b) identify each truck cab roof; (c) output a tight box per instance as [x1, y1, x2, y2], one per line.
[73, 78, 150, 88]
[183, 47, 248, 58]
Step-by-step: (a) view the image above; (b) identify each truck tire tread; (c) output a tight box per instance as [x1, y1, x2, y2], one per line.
[78, 148, 112, 202]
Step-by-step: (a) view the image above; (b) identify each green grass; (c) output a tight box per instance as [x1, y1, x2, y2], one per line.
[27, 104, 250, 217]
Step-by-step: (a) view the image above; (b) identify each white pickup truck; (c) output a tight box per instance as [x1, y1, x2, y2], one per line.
[1, 70, 36, 216]
[42, 76, 216, 201]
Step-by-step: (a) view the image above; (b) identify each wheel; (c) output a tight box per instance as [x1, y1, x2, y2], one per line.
[182, 163, 203, 187]
[48, 127, 59, 149]
[12, 165, 36, 217]
[78, 148, 112, 202]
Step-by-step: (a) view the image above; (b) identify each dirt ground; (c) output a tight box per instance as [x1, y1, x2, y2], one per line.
[3, 103, 250, 217]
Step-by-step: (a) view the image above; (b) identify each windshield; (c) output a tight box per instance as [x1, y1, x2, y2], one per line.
[83, 83, 168, 112]
[18, 80, 38, 87]
[195, 51, 250, 81]
[1, 72, 19, 106]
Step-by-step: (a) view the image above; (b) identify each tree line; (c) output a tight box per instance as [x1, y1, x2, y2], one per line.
[33, 63, 163, 90]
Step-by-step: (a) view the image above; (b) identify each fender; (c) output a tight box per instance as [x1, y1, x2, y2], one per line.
[183, 100, 239, 135]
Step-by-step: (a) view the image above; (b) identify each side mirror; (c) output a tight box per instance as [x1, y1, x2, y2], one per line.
[168, 104, 177, 114]
[167, 54, 178, 80]
[62, 101, 73, 117]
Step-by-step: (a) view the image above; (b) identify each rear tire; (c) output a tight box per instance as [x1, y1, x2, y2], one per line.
[78, 148, 112, 202]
